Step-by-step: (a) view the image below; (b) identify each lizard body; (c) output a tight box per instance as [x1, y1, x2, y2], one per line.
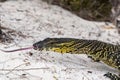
[33, 38, 120, 80]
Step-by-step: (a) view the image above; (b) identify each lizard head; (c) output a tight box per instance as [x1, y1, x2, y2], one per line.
[33, 38, 76, 53]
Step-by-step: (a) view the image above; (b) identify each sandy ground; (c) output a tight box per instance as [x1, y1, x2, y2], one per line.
[0, 0, 120, 80]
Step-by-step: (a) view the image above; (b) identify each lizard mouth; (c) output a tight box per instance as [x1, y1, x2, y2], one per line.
[33, 41, 44, 50]
[33, 45, 39, 50]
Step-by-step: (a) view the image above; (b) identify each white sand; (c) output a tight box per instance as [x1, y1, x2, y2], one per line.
[0, 0, 120, 80]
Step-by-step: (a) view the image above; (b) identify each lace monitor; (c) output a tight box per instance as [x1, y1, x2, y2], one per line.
[33, 38, 120, 80]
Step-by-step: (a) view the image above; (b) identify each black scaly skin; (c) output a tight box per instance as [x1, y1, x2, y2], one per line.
[33, 38, 120, 80]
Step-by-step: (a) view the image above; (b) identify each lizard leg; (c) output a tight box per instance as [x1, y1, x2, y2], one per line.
[104, 72, 120, 80]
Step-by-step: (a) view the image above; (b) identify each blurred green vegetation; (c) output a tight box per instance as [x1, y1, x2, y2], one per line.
[44, 0, 112, 21]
